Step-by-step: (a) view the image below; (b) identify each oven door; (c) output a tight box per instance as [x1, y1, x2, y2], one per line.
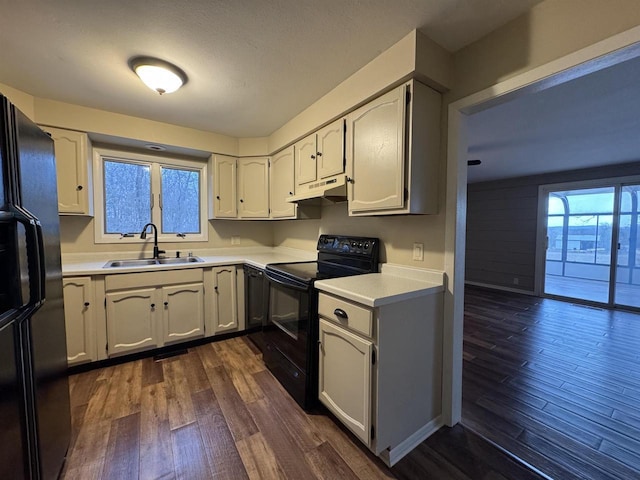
[263, 268, 319, 409]
[264, 269, 311, 371]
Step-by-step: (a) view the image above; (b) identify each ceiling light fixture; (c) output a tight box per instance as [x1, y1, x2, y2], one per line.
[129, 56, 188, 95]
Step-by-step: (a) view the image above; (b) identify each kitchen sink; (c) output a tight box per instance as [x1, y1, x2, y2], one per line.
[104, 256, 203, 268]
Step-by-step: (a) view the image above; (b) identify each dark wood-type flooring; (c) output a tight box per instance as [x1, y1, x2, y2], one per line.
[62, 335, 543, 480]
[463, 285, 640, 480]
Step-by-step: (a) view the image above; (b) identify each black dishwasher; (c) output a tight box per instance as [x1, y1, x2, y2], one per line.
[244, 265, 267, 353]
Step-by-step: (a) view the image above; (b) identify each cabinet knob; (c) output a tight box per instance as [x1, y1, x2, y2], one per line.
[239, 199, 244, 203]
[83, 302, 90, 307]
[150, 303, 155, 308]
[76, 185, 83, 191]
[289, 191, 293, 195]
[214, 286, 219, 291]
[316, 151, 322, 157]
[216, 195, 220, 200]
[346, 177, 353, 183]
[310, 154, 316, 159]
[164, 301, 169, 307]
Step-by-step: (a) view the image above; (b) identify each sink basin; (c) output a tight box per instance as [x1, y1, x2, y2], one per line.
[104, 256, 203, 268]
[157, 257, 203, 265]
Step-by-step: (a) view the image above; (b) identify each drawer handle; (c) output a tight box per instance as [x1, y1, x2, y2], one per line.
[333, 308, 348, 320]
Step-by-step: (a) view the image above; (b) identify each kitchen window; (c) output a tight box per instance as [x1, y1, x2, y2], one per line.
[93, 148, 207, 243]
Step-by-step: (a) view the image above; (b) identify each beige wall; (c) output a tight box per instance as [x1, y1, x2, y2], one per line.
[35, 98, 238, 156]
[451, 0, 640, 101]
[273, 203, 446, 267]
[59, 216, 273, 255]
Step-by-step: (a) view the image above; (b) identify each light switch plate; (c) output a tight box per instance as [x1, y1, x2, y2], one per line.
[413, 242, 424, 261]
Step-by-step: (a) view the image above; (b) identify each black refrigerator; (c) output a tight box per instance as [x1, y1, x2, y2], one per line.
[0, 94, 71, 479]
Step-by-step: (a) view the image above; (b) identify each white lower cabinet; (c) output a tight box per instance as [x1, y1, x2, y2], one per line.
[162, 283, 204, 344]
[62, 277, 96, 365]
[317, 291, 443, 467]
[104, 269, 205, 356]
[319, 318, 373, 444]
[106, 288, 161, 356]
[211, 266, 238, 334]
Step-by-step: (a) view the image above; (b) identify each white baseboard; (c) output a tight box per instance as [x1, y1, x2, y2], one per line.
[378, 416, 443, 467]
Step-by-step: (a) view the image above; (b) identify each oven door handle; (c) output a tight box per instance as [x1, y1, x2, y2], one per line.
[265, 271, 309, 292]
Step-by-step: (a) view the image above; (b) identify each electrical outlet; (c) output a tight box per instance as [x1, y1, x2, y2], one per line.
[231, 235, 240, 245]
[413, 242, 424, 261]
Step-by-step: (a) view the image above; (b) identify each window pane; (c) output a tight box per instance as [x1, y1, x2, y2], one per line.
[161, 167, 200, 234]
[104, 160, 151, 234]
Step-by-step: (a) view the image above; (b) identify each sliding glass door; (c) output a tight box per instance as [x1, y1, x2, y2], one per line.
[615, 185, 640, 308]
[542, 181, 640, 309]
[544, 186, 615, 304]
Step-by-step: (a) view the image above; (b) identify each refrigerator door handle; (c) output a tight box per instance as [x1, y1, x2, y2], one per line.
[34, 221, 46, 303]
[9, 206, 42, 309]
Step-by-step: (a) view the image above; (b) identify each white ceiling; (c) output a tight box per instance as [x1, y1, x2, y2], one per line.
[0, 0, 540, 137]
[466, 54, 640, 183]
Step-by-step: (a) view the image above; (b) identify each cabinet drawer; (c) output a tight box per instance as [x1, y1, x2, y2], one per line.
[318, 293, 372, 338]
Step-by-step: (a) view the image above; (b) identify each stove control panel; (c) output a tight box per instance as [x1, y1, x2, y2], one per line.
[317, 235, 378, 257]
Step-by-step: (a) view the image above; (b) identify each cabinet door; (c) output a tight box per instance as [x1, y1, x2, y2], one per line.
[212, 266, 238, 333]
[214, 155, 238, 218]
[348, 85, 406, 213]
[62, 277, 96, 365]
[318, 318, 373, 445]
[317, 119, 345, 179]
[238, 157, 269, 218]
[162, 283, 204, 343]
[270, 147, 296, 219]
[43, 126, 92, 215]
[106, 288, 160, 355]
[295, 133, 317, 187]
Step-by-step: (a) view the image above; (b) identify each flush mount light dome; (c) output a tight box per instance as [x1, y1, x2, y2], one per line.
[129, 56, 188, 95]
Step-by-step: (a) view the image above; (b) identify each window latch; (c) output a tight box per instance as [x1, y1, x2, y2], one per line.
[120, 233, 134, 238]
[176, 233, 186, 238]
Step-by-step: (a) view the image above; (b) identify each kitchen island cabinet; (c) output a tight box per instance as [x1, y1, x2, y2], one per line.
[315, 269, 444, 466]
[62, 277, 97, 365]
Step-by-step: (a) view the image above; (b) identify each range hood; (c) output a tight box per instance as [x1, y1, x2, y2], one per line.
[286, 174, 348, 203]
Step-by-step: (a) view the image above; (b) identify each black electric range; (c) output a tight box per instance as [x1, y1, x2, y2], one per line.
[263, 235, 379, 409]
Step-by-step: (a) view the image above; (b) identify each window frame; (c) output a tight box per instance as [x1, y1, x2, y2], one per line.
[93, 147, 208, 244]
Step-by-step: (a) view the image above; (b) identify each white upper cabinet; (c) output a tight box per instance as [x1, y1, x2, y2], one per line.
[210, 154, 238, 219]
[347, 80, 441, 216]
[269, 146, 296, 219]
[295, 134, 318, 187]
[317, 119, 345, 179]
[42, 126, 93, 215]
[237, 157, 269, 218]
[295, 118, 345, 191]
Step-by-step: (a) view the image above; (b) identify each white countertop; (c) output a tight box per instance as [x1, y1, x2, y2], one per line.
[314, 264, 444, 307]
[61, 246, 316, 276]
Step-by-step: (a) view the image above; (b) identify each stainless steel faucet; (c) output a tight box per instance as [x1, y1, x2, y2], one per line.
[140, 223, 165, 259]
